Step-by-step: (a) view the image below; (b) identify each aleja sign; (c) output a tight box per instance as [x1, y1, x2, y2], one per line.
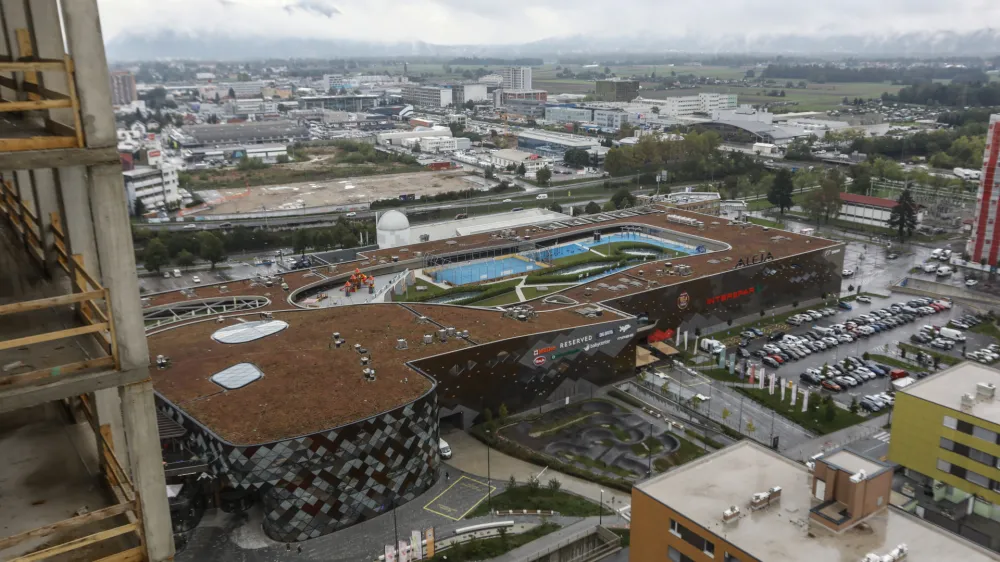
[706, 286, 755, 306]
[733, 251, 774, 269]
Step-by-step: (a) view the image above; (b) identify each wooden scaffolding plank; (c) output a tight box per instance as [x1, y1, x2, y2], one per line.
[0, 502, 134, 550]
[0, 322, 108, 351]
[0, 289, 104, 315]
[9, 522, 138, 562]
[0, 356, 114, 388]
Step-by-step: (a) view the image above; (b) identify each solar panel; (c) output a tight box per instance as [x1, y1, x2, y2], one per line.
[212, 320, 289, 344]
[210, 363, 264, 389]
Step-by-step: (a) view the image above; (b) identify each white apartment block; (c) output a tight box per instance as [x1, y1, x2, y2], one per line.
[592, 108, 630, 130]
[227, 98, 279, 116]
[658, 93, 738, 117]
[123, 164, 179, 213]
[479, 74, 504, 87]
[222, 81, 265, 98]
[966, 114, 1000, 265]
[500, 67, 532, 90]
[400, 136, 472, 153]
[400, 84, 452, 108]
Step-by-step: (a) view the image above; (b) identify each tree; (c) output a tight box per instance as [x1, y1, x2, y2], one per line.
[887, 187, 919, 242]
[464, 99, 475, 111]
[197, 232, 226, 268]
[142, 238, 169, 272]
[547, 478, 562, 493]
[313, 230, 335, 250]
[498, 403, 508, 423]
[506, 475, 517, 491]
[745, 69, 755, 79]
[411, 141, 421, 153]
[585, 201, 602, 215]
[516, 163, 527, 176]
[768, 169, 795, 214]
[292, 229, 313, 256]
[536, 166, 552, 186]
[824, 400, 837, 422]
[484, 166, 494, 180]
[849, 397, 859, 414]
[721, 407, 731, 424]
[132, 197, 146, 217]
[214, 92, 221, 104]
[175, 249, 195, 267]
[746, 420, 757, 434]
[549, 202, 563, 213]
[275, 154, 290, 164]
[227, 87, 236, 99]
[610, 187, 636, 209]
[651, 105, 660, 114]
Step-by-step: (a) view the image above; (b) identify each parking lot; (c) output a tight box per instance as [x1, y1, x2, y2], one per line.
[734, 296, 993, 408]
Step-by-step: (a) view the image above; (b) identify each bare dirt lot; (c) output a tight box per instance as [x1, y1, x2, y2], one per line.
[199, 169, 481, 216]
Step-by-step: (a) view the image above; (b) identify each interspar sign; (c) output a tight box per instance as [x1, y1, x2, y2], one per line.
[522, 320, 637, 369]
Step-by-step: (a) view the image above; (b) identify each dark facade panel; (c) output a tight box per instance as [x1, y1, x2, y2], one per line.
[157, 389, 439, 541]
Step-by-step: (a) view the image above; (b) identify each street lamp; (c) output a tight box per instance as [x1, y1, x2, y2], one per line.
[485, 429, 492, 514]
[599, 489, 604, 525]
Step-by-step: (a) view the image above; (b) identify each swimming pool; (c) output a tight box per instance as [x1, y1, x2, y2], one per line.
[431, 256, 546, 285]
[581, 233, 700, 255]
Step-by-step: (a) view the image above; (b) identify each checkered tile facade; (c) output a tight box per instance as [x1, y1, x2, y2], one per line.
[156, 390, 439, 541]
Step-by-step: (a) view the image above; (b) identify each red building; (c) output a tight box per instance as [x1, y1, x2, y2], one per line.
[967, 114, 1000, 265]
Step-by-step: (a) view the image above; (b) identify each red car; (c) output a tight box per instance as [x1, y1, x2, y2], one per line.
[930, 303, 945, 312]
[821, 380, 843, 392]
[769, 354, 785, 364]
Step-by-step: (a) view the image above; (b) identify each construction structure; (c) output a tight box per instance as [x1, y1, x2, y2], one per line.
[0, 1, 173, 561]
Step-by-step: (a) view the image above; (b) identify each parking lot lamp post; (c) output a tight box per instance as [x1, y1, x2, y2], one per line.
[599, 489, 604, 525]
[647, 422, 652, 477]
[486, 429, 492, 514]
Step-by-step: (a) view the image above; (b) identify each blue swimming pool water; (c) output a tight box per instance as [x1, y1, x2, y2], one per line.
[432, 256, 545, 285]
[581, 233, 698, 255]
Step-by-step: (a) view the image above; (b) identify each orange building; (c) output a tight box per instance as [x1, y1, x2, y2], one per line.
[630, 441, 996, 562]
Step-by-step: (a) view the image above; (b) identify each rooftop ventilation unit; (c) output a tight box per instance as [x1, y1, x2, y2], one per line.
[722, 505, 741, 523]
[423, 334, 433, 345]
[977, 382, 996, 401]
[806, 461, 816, 472]
[362, 368, 376, 382]
[461, 330, 470, 338]
[155, 355, 171, 369]
[361, 356, 370, 365]
[354, 343, 362, 352]
[333, 332, 341, 340]
[961, 393, 976, 412]
[446, 327, 456, 337]
[397, 338, 408, 350]
[860, 543, 908, 562]
[749, 486, 782, 510]
[438, 329, 448, 342]
[850, 469, 867, 484]
[666, 214, 704, 228]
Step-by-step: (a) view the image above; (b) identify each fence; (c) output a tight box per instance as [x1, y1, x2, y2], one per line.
[0, 395, 146, 561]
[622, 380, 761, 446]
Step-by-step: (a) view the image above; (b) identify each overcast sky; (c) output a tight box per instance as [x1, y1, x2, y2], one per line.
[97, 0, 999, 45]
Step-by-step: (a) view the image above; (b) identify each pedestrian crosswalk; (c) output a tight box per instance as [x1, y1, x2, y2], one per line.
[872, 430, 891, 444]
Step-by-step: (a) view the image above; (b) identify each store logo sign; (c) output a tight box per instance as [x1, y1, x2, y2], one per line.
[619, 324, 631, 333]
[734, 251, 774, 269]
[706, 286, 755, 306]
[677, 292, 690, 310]
[649, 328, 675, 344]
[533, 346, 556, 357]
[533, 356, 546, 366]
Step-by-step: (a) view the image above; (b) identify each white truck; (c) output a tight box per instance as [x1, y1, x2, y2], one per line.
[939, 327, 966, 342]
[936, 266, 953, 277]
[892, 376, 917, 392]
[699, 338, 725, 355]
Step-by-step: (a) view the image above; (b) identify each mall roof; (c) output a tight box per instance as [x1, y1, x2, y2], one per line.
[181, 121, 308, 144]
[635, 441, 997, 562]
[515, 129, 601, 147]
[902, 362, 1000, 425]
[839, 192, 900, 209]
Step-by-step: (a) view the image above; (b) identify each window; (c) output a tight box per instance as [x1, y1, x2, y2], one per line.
[970, 448, 995, 466]
[966, 469, 989, 488]
[941, 437, 955, 451]
[704, 542, 715, 557]
[973, 426, 998, 444]
[670, 520, 714, 554]
[724, 554, 742, 562]
[668, 548, 695, 562]
[937, 459, 952, 472]
[944, 416, 958, 429]
[670, 519, 680, 536]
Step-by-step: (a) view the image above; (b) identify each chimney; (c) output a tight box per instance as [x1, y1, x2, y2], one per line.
[722, 505, 741, 523]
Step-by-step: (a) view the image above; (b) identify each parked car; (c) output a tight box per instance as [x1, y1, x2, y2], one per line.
[857, 296, 872, 303]
[192, 276, 201, 283]
[838, 301, 853, 310]
[768, 331, 787, 342]
[843, 269, 855, 277]
[762, 356, 780, 368]
[821, 380, 843, 392]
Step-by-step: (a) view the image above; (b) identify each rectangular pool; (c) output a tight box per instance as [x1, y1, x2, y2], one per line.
[431, 256, 546, 286]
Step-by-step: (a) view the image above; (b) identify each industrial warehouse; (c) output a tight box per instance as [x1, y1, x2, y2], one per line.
[141, 202, 846, 541]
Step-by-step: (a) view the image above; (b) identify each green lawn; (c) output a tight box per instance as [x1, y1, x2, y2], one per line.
[735, 387, 868, 435]
[970, 321, 1000, 341]
[465, 485, 610, 518]
[468, 290, 522, 307]
[426, 522, 561, 562]
[868, 354, 927, 373]
[630, 436, 664, 457]
[653, 435, 707, 471]
[898, 343, 961, 366]
[393, 278, 521, 305]
[521, 285, 571, 300]
[559, 452, 635, 478]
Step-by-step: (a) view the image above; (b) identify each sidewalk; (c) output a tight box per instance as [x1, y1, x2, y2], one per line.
[443, 431, 632, 514]
[780, 412, 889, 462]
[490, 516, 613, 562]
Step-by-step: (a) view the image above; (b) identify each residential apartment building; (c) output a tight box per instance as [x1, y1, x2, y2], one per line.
[658, 93, 738, 117]
[122, 144, 180, 214]
[400, 84, 452, 108]
[497, 89, 548, 107]
[451, 83, 488, 105]
[595, 79, 639, 102]
[110, 70, 136, 106]
[226, 98, 279, 117]
[221, 80, 264, 98]
[500, 66, 532, 90]
[890, 363, 1000, 521]
[631, 441, 996, 562]
[966, 114, 1000, 265]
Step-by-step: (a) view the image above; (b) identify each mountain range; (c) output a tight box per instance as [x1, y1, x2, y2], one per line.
[105, 29, 1000, 61]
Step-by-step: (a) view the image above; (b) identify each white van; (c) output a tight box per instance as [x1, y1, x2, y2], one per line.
[172, 269, 181, 278]
[939, 249, 953, 261]
[439, 438, 452, 459]
[922, 262, 939, 273]
[930, 248, 944, 259]
[699, 338, 725, 354]
[536, 194, 549, 200]
[936, 266, 953, 277]
[813, 326, 835, 336]
[939, 327, 966, 342]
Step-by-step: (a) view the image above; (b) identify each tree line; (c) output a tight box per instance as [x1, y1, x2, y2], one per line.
[761, 63, 990, 84]
[882, 80, 1000, 107]
[603, 132, 768, 184]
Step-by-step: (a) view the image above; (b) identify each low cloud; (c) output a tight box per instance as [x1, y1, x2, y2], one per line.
[283, 0, 340, 18]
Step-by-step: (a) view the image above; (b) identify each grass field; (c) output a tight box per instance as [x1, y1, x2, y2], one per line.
[639, 82, 902, 112]
[521, 285, 570, 300]
[464, 485, 610, 518]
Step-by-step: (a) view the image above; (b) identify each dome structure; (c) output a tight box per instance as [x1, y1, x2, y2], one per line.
[376, 210, 411, 249]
